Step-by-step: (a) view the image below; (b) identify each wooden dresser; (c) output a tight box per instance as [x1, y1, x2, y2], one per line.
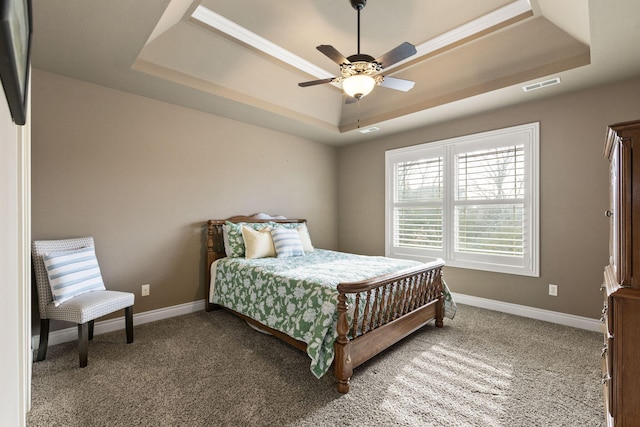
[602, 120, 640, 426]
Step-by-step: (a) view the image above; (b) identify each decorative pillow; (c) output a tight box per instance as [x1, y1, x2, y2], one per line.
[223, 222, 267, 258]
[241, 226, 275, 259]
[42, 247, 106, 307]
[271, 227, 305, 258]
[270, 222, 314, 253]
[252, 212, 286, 220]
[222, 224, 236, 257]
[296, 223, 315, 253]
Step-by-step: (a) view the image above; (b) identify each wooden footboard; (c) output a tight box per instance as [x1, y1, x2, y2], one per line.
[334, 262, 444, 393]
[205, 215, 445, 394]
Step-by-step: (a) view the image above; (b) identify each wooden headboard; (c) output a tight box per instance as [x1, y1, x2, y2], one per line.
[205, 213, 305, 311]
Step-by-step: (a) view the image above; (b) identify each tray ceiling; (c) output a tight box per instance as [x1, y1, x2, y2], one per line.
[31, 0, 640, 145]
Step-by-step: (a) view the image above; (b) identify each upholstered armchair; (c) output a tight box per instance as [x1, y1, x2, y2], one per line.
[32, 237, 134, 367]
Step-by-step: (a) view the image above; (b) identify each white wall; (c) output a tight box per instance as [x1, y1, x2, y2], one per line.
[0, 79, 31, 424]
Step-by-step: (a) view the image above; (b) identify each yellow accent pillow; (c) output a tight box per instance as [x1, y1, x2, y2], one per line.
[241, 226, 275, 259]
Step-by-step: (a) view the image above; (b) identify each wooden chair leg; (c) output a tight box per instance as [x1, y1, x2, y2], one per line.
[36, 319, 50, 362]
[88, 319, 95, 340]
[125, 306, 134, 344]
[78, 323, 89, 368]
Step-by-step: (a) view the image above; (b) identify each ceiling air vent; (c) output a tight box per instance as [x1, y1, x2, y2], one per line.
[359, 126, 380, 134]
[522, 77, 561, 92]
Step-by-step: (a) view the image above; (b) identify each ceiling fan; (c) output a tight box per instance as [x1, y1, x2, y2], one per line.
[298, 0, 417, 101]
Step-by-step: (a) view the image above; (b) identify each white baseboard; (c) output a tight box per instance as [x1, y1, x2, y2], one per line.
[32, 299, 206, 350]
[32, 294, 601, 350]
[452, 292, 602, 332]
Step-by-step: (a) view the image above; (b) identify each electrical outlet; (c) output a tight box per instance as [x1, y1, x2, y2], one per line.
[548, 284, 558, 296]
[141, 284, 150, 297]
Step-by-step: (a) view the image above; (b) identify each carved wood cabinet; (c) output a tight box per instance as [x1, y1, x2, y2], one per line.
[602, 120, 640, 426]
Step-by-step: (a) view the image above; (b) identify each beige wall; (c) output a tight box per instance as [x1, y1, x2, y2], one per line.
[31, 70, 338, 332]
[32, 67, 640, 326]
[337, 76, 640, 319]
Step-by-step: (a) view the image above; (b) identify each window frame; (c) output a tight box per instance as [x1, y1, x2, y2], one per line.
[385, 122, 540, 277]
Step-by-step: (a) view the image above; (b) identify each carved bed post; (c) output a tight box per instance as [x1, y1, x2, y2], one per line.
[205, 221, 216, 312]
[434, 270, 444, 328]
[207, 220, 215, 253]
[334, 292, 353, 393]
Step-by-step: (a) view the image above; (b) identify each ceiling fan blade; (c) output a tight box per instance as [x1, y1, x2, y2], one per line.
[298, 77, 337, 87]
[317, 45, 351, 65]
[375, 42, 417, 68]
[379, 76, 415, 92]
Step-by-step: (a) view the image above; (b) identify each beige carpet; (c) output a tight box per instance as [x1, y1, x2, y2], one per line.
[27, 304, 605, 426]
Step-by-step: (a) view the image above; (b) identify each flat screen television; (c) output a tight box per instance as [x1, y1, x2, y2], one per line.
[0, 0, 31, 126]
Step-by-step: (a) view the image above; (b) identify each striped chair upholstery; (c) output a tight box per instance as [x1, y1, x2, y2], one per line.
[32, 237, 134, 367]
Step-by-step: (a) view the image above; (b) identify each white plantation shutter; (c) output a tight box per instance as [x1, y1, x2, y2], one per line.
[455, 204, 524, 256]
[455, 145, 525, 257]
[393, 157, 443, 250]
[386, 123, 539, 276]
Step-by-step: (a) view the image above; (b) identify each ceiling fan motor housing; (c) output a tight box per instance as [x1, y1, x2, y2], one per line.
[350, 0, 366, 11]
[341, 58, 382, 78]
[346, 53, 375, 63]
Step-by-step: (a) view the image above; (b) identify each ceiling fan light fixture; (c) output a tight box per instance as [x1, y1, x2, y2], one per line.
[298, 0, 416, 101]
[342, 74, 376, 98]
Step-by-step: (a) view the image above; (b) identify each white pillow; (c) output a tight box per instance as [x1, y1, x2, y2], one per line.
[241, 226, 275, 259]
[297, 223, 314, 253]
[43, 247, 106, 307]
[271, 227, 305, 258]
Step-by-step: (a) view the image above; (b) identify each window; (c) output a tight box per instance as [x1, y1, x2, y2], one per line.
[385, 123, 539, 276]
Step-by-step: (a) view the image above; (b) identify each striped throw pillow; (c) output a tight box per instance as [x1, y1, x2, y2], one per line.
[271, 227, 305, 258]
[43, 247, 106, 307]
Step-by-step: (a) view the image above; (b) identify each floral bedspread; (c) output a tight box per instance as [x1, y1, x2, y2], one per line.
[210, 249, 453, 378]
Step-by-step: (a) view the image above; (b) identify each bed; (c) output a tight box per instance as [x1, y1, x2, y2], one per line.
[205, 214, 454, 393]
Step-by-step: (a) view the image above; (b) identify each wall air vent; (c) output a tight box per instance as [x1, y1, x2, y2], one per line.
[522, 77, 561, 92]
